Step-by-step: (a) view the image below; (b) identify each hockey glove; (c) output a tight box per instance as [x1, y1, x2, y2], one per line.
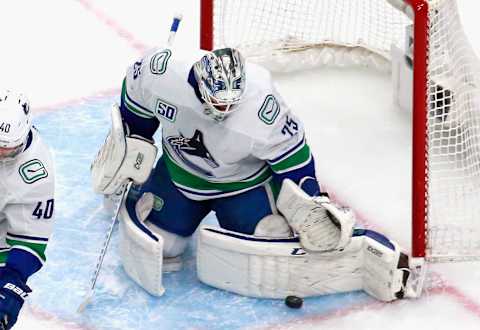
[277, 179, 355, 252]
[0, 267, 31, 330]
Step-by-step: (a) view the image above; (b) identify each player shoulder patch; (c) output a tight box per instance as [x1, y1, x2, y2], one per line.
[150, 49, 172, 75]
[19, 159, 48, 184]
[155, 98, 177, 122]
[258, 94, 280, 125]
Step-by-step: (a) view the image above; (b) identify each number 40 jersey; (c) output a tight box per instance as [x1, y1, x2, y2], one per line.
[122, 47, 314, 201]
[0, 128, 55, 277]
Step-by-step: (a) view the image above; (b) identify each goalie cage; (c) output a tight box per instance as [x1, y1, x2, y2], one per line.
[200, 0, 480, 263]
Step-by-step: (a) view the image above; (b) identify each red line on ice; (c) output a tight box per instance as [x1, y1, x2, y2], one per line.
[26, 304, 95, 330]
[75, 0, 149, 53]
[429, 284, 480, 318]
[34, 88, 120, 113]
[256, 286, 480, 330]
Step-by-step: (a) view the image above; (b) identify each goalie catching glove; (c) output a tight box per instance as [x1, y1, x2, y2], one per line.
[91, 104, 158, 195]
[277, 179, 355, 252]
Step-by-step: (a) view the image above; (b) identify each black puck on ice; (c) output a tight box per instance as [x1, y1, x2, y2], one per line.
[284, 295, 303, 309]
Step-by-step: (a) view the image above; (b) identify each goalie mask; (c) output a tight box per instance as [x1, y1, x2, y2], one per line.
[193, 48, 246, 121]
[0, 90, 31, 161]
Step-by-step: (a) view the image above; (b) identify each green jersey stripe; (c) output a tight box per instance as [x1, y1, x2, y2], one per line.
[0, 251, 6, 264]
[6, 238, 47, 261]
[270, 143, 311, 173]
[163, 149, 272, 192]
[121, 79, 155, 118]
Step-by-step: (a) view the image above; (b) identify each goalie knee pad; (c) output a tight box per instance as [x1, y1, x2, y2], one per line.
[277, 179, 355, 252]
[253, 214, 292, 238]
[128, 191, 189, 272]
[145, 222, 189, 258]
[144, 221, 189, 272]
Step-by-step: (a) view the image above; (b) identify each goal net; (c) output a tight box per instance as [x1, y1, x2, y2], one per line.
[200, 0, 480, 262]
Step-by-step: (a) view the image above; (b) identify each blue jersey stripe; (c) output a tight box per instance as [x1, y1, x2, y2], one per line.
[6, 233, 48, 242]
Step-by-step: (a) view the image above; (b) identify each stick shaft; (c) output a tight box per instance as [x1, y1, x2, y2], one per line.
[77, 182, 131, 313]
[167, 14, 183, 46]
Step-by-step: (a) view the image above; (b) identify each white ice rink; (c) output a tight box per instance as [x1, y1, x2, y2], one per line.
[2, 1, 480, 329]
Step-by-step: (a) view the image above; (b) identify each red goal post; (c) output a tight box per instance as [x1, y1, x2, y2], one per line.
[200, 0, 480, 262]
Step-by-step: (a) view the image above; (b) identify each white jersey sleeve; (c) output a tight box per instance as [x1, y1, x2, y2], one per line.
[122, 48, 158, 120]
[250, 81, 312, 176]
[122, 47, 206, 121]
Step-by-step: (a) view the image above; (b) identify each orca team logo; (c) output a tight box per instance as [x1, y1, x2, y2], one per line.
[167, 129, 219, 177]
[19, 159, 48, 184]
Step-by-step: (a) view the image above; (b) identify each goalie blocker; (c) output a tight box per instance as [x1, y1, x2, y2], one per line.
[197, 226, 421, 302]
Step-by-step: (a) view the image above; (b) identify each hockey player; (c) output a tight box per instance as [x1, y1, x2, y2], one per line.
[92, 47, 420, 301]
[0, 90, 55, 329]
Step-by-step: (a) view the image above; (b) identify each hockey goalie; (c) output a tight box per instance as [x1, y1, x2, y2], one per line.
[91, 46, 421, 302]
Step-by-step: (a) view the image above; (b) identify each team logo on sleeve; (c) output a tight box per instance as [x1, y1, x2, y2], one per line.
[150, 49, 172, 75]
[167, 129, 219, 177]
[19, 159, 48, 184]
[258, 94, 280, 125]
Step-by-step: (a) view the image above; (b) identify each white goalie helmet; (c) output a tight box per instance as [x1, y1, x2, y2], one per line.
[0, 90, 32, 161]
[193, 47, 246, 121]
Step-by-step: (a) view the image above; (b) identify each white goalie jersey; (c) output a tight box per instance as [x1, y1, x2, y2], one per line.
[0, 128, 55, 270]
[122, 47, 311, 200]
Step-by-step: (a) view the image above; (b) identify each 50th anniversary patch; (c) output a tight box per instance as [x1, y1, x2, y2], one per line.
[19, 159, 48, 184]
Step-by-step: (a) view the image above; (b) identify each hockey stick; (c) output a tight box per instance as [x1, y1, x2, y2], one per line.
[167, 13, 183, 46]
[77, 181, 132, 313]
[77, 14, 183, 314]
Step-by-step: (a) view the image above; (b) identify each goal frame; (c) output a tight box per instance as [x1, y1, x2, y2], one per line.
[199, 0, 430, 259]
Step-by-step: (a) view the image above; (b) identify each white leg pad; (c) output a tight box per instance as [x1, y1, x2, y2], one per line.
[197, 226, 414, 301]
[119, 204, 165, 296]
[133, 192, 189, 272]
[197, 225, 364, 299]
[362, 235, 410, 302]
[145, 221, 189, 272]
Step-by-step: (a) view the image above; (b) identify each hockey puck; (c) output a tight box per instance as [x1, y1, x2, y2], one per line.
[284, 295, 303, 309]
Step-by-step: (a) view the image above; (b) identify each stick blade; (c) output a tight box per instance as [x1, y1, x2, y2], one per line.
[77, 290, 94, 313]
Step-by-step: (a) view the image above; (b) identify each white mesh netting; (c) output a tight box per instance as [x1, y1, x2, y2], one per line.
[211, 0, 410, 71]
[426, 0, 480, 260]
[208, 0, 480, 261]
